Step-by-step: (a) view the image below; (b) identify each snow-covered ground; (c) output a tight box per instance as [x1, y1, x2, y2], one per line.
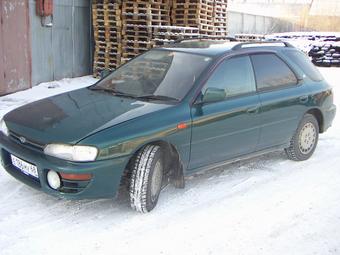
[0, 68, 339, 255]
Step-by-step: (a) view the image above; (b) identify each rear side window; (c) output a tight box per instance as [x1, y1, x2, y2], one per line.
[202, 55, 256, 98]
[285, 50, 323, 81]
[251, 54, 298, 90]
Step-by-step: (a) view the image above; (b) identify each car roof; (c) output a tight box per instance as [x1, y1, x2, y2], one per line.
[160, 39, 295, 57]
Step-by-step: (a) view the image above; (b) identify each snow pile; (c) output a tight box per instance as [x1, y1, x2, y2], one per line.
[0, 69, 340, 255]
[0, 76, 97, 117]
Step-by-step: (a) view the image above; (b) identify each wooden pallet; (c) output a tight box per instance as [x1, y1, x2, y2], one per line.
[152, 25, 200, 46]
[234, 34, 265, 42]
[93, 0, 229, 76]
[152, 25, 200, 41]
[172, 0, 215, 9]
[171, 0, 215, 34]
[122, 40, 154, 51]
[92, 0, 123, 76]
[152, 25, 199, 34]
[122, 25, 153, 37]
[122, 13, 170, 26]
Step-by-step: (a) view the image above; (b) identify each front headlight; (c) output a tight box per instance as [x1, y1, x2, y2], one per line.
[0, 119, 9, 136]
[44, 144, 98, 162]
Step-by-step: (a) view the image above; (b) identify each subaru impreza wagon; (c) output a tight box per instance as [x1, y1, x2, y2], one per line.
[0, 40, 336, 212]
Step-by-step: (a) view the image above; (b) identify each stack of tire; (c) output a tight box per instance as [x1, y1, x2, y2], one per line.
[309, 43, 340, 67]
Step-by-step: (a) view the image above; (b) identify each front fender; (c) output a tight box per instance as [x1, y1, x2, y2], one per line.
[78, 104, 192, 170]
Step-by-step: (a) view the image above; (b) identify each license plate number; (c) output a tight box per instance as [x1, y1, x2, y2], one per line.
[11, 154, 39, 179]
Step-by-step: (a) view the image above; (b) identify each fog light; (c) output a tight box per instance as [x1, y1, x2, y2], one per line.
[47, 170, 61, 190]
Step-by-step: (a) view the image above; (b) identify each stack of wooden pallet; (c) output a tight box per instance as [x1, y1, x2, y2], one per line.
[92, 0, 229, 76]
[92, 0, 122, 77]
[171, 0, 215, 36]
[152, 25, 200, 46]
[213, 0, 228, 36]
[121, 0, 171, 64]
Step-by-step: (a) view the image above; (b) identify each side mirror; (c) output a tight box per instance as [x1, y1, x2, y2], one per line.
[201, 87, 226, 104]
[100, 69, 111, 79]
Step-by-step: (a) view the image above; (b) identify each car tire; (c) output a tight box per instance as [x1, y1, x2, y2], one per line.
[285, 114, 319, 161]
[129, 145, 164, 213]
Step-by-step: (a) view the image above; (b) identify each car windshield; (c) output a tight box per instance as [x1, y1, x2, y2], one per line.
[91, 49, 212, 101]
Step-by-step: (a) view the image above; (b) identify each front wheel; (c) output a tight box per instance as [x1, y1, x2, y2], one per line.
[285, 114, 319, 161]
[129, 145, 164, 213]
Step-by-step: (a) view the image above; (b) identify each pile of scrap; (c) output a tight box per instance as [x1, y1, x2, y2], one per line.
[309, 43, 340, 67]
[265, 32, 340, 67]
[92, 0, 229, 77]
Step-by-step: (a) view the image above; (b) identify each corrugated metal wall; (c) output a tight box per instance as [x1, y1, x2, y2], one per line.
[29, 0, 92, 86]
[0, 0, 31, 95]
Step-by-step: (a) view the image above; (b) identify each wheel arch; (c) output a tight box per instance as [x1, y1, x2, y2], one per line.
[306, 108, 324, 133]
[120, 139, 185, 191]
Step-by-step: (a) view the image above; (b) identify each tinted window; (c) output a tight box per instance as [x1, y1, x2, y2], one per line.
[202, 56, 256, 98]
[285, 50, 323, 81]
[94, 50, 212, 101]
[251, 54, 298, 90]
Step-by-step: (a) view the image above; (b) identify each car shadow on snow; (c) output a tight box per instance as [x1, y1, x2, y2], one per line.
[2, 150, 289, 218]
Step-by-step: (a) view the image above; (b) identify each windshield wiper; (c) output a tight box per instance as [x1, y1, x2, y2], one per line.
[90, 87, 137, 99]
[136, 94, 179, 102]
[89, 86, 115, 93]
[90, 87, 178, 102]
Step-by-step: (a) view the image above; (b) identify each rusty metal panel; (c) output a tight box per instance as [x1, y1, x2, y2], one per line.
[29, 0, 91, 86]
[0, 0, 31, 95]
[0, 1, 4, 94]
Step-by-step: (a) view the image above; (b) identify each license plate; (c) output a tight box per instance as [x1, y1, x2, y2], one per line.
[10, 154, 39, 179]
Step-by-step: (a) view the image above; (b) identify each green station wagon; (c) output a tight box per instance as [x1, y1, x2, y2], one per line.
[0, 40, 336, 212]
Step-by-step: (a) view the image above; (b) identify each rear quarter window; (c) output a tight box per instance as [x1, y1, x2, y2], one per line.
[285, 50, 323, 82]
[251, 53, 298, 91]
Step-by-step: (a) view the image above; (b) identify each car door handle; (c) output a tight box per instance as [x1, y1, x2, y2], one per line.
[299, 95, 309, 103]
[246, 106, 259, 114]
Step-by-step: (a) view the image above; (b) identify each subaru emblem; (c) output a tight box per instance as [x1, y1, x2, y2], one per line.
[19, 136, 26, 144]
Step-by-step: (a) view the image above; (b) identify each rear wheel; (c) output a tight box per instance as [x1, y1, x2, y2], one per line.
[285, 114, 319, 161]
[129, 145, 164, 213]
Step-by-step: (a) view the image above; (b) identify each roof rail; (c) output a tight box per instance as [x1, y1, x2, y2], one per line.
[174, 36, 237, 44]
[231, 40, 294, 50]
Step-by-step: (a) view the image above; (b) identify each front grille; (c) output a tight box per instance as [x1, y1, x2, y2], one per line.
[9, 131, 45, 151]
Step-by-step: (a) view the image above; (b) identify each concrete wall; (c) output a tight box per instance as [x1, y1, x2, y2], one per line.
[228, 12, 305, 36]
[29, 0, 92, 86]
[228, 0, 340, 35]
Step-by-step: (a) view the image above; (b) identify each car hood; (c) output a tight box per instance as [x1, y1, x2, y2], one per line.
[4, 88, 172, 145]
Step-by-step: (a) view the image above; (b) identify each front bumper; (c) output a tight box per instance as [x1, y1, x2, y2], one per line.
[0, 133, 130, 199]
